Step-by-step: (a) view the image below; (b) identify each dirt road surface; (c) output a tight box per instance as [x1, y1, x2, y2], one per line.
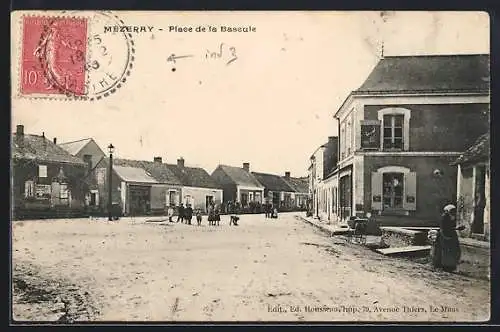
[11, 213, 490, 322]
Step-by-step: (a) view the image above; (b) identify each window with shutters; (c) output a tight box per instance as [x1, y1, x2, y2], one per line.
[371, 167, 416, 212]
[382, 173, 404, 208]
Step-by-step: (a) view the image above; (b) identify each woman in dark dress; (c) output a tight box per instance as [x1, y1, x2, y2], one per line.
[214, 203, 221, 226]
[208, 202, 215, 226]
[185, 204, 193, 225]
[430, 204, 464, 272]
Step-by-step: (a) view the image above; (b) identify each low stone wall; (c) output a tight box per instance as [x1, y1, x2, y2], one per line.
[381, 227, 429, 247]
[459, 239, 490, 280]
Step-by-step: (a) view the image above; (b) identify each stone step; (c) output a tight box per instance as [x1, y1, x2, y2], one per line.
[376, 245, 431, 256]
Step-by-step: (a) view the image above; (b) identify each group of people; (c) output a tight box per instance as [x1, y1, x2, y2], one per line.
[167, 203, 201, 225]
[264, 203, 278, 219]
[166, 202, 223, 226]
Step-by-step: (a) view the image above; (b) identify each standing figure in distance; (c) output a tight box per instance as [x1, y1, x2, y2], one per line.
[177, 203, 185, 223]
[196, 208, 203, 226]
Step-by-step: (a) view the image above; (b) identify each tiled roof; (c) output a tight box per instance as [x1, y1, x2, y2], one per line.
[113, 158, 182, 185]
[165, 164, 221, 189]
[252, 172, 295, 192]
[113, 166, 158, 183]
[453, 132, 490, 165]
[283, 176, 309, 194]
[12, 133, 86, 165]
[58, 138, 92, 155]
[354, 54, 490, 95]
[217, 165, 264, 188]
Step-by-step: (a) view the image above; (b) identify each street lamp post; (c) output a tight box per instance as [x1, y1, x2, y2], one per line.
[108, 143, 115, 221]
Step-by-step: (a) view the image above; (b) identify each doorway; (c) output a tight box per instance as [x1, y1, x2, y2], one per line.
[339, 175, 352, 220]
[206, 195, 213, 212]
[129, 185, 151, 215]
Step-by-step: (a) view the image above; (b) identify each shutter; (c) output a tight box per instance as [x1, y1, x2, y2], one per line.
[371, 172, 383, 211]
[404, 172, 417, 211]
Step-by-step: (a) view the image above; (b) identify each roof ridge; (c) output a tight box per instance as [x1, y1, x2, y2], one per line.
[58, 137, 92, 145]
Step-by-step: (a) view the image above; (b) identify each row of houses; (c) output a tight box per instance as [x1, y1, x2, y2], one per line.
[308, 54, 490, 240]
[11, 127, 310, 219]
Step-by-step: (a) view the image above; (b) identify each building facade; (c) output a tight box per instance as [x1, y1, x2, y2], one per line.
[211, 163, 265, 210]
[282, 173, 310, 211]
[308, 136, 339, 220]
[453, 132, 490, 240]
[93, 157, 183, 216]
[12, 125, 88, 219]
[252, 171, 296, 211]
[58, 138, 107, 212]
[333, 54, 489, 224]
[164, 157, 223, 213]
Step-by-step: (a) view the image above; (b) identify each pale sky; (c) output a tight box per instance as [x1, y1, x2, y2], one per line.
[11, 11, 489, 177]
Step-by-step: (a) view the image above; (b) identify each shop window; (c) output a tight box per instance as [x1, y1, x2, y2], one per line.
[382, 173, 404, 208]
[371, 167, 416, 212]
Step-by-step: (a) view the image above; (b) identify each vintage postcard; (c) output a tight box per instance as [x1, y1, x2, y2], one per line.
[10, 11, 490, 323]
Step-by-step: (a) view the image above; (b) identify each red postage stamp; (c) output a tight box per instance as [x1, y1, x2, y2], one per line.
[17, 12, 134, 100]
[21, 16, 88, 95]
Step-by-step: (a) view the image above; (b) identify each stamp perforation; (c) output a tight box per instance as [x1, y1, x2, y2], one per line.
[14, 11, 136, 102]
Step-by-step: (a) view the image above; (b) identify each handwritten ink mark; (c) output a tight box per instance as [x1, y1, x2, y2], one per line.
[226, 46, 237, 66]
[206, 43, 238, 66]
[167, 54, 194, 64]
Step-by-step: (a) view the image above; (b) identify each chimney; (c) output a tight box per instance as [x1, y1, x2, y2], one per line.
[53, 137, 57, 144]
[243, 162, 250, 172]
[42, 132, 45, 138]
[285, 171, 291, 178]
[16, 125, 24, 136]
[177, 157, 185, 168]
[154, 156, 162, 164]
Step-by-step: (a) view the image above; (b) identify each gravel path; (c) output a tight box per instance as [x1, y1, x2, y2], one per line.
[11, 213, 490, 322]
